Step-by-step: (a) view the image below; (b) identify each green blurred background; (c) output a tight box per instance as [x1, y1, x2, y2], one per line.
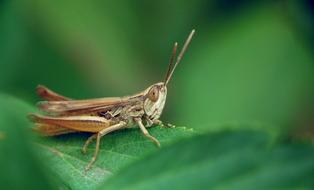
[1, 0, 313, 132]
[1, 1, 314, 189]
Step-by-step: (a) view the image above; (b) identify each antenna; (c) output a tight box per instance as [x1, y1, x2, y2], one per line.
[165, 29, 195, 86]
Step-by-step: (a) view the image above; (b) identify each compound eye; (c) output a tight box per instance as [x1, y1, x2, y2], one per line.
[148, 87, 159, 102]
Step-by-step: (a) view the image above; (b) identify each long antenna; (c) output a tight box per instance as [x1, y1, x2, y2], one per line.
[165, 29, 195, 86]
[164, 42, 178, 84]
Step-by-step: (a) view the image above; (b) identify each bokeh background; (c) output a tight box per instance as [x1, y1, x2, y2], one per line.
[1, 0, 313, 133]
[1, 1, 314, 189]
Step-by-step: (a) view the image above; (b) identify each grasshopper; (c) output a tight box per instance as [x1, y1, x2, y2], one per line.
[29, 30, 195, 171]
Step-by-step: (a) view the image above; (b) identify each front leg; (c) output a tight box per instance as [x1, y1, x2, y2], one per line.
[153, 119, 164, 127]
[153, 119, 175, 128]
[134, 118, 160, 147]
[144, 116, 154, 128]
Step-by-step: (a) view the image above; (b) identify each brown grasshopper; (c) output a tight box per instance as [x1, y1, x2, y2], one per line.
[29, 30, 195, 171]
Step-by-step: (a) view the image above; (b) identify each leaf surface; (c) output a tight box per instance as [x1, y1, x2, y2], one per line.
[36, 123, 194, 190]
[103, 130, 314, 190]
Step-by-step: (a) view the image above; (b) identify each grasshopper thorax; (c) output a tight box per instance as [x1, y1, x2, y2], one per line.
[143, 82, 167, 121]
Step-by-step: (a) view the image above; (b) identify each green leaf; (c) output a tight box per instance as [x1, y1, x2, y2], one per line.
[36, 123, 194, 190]
[0, 94, 58, 190]
[102, 130, 314, 190]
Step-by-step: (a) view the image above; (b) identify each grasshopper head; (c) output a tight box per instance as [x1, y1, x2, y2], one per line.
[143, 29, 195, 121]
[143, 82, 167, 121]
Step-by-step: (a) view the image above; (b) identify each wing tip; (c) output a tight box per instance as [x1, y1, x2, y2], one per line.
[36, 84, 70, 101]
[36, 85, 48, 97]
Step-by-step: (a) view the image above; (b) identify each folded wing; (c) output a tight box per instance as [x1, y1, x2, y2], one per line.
[35, 85, 134, 115]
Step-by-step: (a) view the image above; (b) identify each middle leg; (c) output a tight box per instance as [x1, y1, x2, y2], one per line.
[84, 121, 126, 171]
